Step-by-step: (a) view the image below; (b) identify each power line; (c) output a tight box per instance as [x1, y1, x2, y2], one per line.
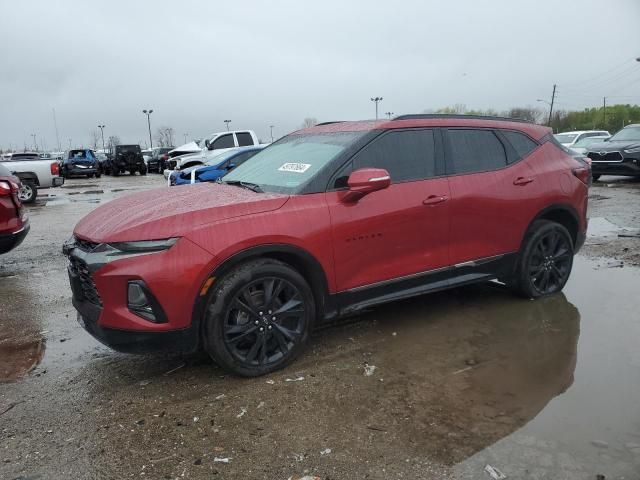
[559, 57, 636, 89]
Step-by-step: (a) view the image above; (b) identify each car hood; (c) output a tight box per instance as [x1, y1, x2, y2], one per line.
[74, 183, 289, 242]
[587, 140, 640, 152]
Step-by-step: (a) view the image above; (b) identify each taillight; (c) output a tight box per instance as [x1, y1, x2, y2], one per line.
[573, 166, 590, 185]
[0, 180, 11, 196]
[51, 161, 59, 176]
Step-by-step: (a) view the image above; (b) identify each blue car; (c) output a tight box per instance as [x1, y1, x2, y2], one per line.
[63, 149, 101, 178]
[172, 146, 264, 186]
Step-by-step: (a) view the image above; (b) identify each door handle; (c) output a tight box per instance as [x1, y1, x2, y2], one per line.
[513, 177, 534, 186]
[423, 195, 449, 205]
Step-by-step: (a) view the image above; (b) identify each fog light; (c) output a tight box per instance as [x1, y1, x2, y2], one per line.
[128, 281, 158, 322]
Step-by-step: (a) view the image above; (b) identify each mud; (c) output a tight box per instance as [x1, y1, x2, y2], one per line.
[1, 174, 639, 479]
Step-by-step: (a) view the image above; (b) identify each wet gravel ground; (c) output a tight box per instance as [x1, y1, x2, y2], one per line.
[1, 174, 640, 479]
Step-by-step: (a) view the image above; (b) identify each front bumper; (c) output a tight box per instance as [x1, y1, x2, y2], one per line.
[591, 157, 640, 176]
[66, 166, 98, 176]
[63, 236, 215, 353]
[0, 222, 30, 254]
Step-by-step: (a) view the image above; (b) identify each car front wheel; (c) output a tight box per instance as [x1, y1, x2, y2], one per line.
[511, 220, 574, 298]
[203, 259, 315, 377]
[592, 174, 601, 182]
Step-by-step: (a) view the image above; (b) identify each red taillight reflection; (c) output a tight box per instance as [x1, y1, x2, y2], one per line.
[0, 180, 11, 196]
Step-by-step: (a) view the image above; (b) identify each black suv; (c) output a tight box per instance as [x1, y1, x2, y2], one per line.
[587, 124, 640, 180]
[148, 147, 174, 173]
[105, 145, 147, 176]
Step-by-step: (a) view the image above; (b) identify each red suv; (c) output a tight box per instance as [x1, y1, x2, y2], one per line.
[64, 115, 589, 376]
[0, 163, 29, 254]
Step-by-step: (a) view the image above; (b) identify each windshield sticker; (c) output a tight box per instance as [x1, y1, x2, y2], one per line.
[278, 162, 311, 173]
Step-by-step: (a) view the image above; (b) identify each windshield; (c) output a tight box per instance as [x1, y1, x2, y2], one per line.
[222, 132, 365, 193]
[610, 126, 640, 142]
[554, 134, 578, 144]
[204, 149, 242, 166]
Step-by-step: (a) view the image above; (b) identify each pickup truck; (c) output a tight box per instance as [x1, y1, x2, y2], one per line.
[0, 152, 64, 203]
[163, 130, 261, 178]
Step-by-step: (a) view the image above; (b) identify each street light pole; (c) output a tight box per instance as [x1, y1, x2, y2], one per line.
[224, 119, 231, 131]
[370, 97, 383, 120]
[385, 111, 394, 119]
[184, 133, 188, 144]
[142, 109, 153, 148]
[31, 133, 37, 151]
[98, 125, 106, 152]
[270, 125, 274, 142]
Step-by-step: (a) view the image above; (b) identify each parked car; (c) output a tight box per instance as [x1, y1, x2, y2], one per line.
[163, 149, 238, 179]
[554, 130, 610, 148]
[63, 149, 101, 178]
[164, 130, 259, 172]
[103, 145, 146, 176]
[0, 163, 29, 254]
[172, 146, 264, 186]
[147, 147, 174, 173]
[586, 123, 640, 181]
[568, 135, 610, 155]
[64, 114, 588, 377]
[0, 152, 64, 203]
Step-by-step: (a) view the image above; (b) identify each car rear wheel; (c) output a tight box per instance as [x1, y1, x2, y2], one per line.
[112, 167, 120, 176]
[203, 259, 315, 377]
[18, 181, 37, 204]
[511, 220, 574, 298]
[592, 174, 601, 182]
[140, 165, 147, 176]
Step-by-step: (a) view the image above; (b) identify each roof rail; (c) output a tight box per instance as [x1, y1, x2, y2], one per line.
[393, 114, 532, 124]
[314, 121, 346, 126]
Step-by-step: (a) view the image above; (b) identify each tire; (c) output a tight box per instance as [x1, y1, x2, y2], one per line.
[129, 169, 136, 175]
[140, 165, 147, 176]
[592, 174, 601, 182]
[112, 167, 120, 177]
[18, 181, 37, 204]
[510, 220, 574, 299]
[202, 259, 316, 377]
[95, 171, 102, 178]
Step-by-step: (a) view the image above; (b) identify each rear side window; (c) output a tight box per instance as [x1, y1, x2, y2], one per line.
[351, 129, 436, 183]
[501, 130, 538, 162]
[447, 129, 507, 174]
[213, 134, 235, 149]
[236, 132, 254, 147]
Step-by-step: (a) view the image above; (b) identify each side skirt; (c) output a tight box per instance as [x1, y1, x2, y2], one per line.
[333, 253, 518, 316]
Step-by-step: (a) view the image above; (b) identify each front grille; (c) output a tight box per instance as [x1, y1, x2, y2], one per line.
[587, 151, 623, 162]
[75, 237, 100, 252]
[69, 256, 102, 306]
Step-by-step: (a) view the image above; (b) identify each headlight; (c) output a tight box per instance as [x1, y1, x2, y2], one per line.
[109, 238, 178, 253]
[623, 147, 640, 154]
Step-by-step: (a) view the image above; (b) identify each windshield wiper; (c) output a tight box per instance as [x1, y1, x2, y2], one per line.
[220, 180, 263, 193]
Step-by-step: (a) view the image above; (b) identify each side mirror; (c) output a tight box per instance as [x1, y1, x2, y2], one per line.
[225, 163, 236, 170]
[342, 168, 391, 202]
[204, 139, 210, 148]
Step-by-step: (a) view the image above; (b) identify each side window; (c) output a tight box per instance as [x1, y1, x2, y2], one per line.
[351, 129, 436, 183]
[447, 129, 507, 174]
[332, 160, 353, 189]
[501, 130, 538, 162]
[212, 134, 235, 150]
[236, 132, 254, 147]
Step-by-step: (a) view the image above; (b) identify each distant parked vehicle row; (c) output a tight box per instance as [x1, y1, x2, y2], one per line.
[554, 130, 610, 148]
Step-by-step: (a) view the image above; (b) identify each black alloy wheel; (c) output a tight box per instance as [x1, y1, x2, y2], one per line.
[203, 259, 315, 376]
[511, 220, 574, 298]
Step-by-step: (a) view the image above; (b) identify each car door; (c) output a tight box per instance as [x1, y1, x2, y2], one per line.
[445, 128, 540, 266]
[325, 128, 451, 292]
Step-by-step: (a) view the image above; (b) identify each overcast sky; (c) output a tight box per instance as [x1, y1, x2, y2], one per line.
[1, 0, 639, 151]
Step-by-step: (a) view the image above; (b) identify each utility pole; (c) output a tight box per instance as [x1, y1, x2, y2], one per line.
[547, 84, 556, 128]
[183, 133, 188, 144]
[224, 119, 231, 131]
[143, 109, 153, 148]
[603, 97, 607, 128]
[52, 108, 61, 151]
[270, 125, 275, 142]
[31, 134, 37, 151]
[370, 97, 383, 120]
[385, 112, 394, 119]
[98, 125, 106, 152]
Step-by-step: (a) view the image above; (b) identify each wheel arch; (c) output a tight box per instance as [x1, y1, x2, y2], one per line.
[525, 204, 580, 248]
[14, 171, 40, 186]
[191, 244, 335, 346]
